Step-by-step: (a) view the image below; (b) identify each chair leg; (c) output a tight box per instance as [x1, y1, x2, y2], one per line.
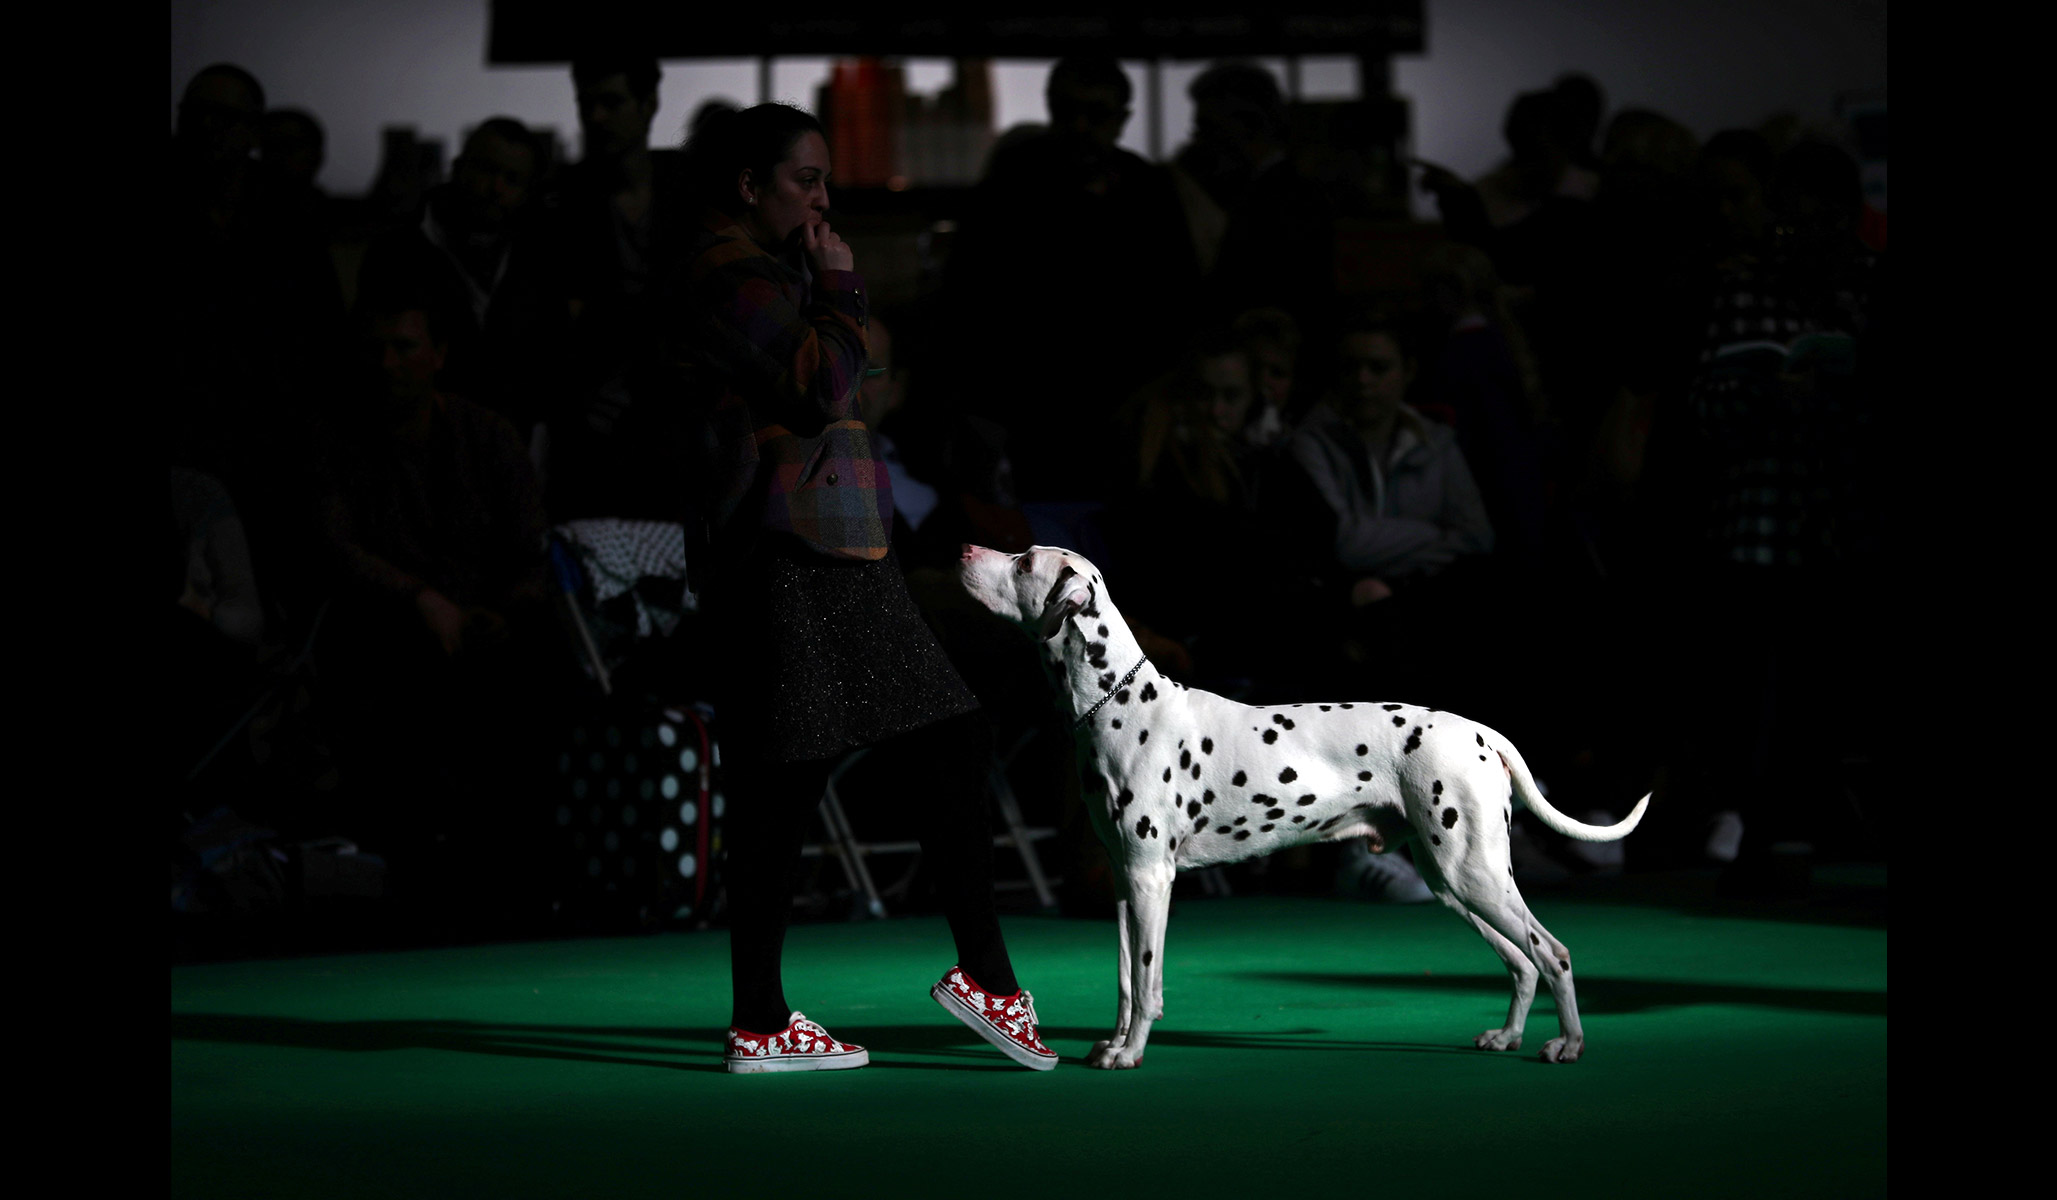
[819, 754, 887, 919]
[988, 759, 1058, 910]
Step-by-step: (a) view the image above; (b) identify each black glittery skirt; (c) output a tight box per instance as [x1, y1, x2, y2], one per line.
[701, 534, 980, 763]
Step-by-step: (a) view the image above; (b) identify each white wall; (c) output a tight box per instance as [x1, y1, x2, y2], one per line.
[171, 0, 1885, 200]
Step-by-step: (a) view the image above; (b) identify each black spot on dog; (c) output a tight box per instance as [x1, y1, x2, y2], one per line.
[1529, 932, 1539, 946]
[1296, 795, 1316, 806]
[1201, 738, 1214, 754]
[1141, 683, 1158, 702]
[1234, 830, 1251, 840]
[1098, 625, 1109, 638]
[1135, 815, 1152, 838]
[1111, 719, 1122, 729]
[1272, 714, 1286, 725]
[1320, 705, 1331, 712]
[1558, 958, 1570, 972]
[1278, 767, 1298, 784]
[1252, 794, 1275, 806]
[1404, 727, 1423, 754]
[1143, 950, 1153, 966]
[1355, 744, 1368, 756]
[1187, 800, 1201, 818]
[1117, 788, 1133, 809]
[1263, 729, 1279, 744]
[1479, 755, 1487, 761]
[1232, 771, 1247, 787]
[1292, 815, 1305, 823]
[1358, 771, 1372, 781]
[1260, 824, 1275, 832]
[1203, 791, 1216, 804]
[1139, 729, 1150, 744]
[1180, 750, 1191, 769]
[1476, 733, 1485, 746]
[1382, 704, 1402, 711]
[1163, 768, 1172, 782]
[1433, 780, 1443, 795]
[1195, 816, 1209, 830]
[1430, 834, 1441, 845]
[1191, 765, 1202, 779]
[1116, 689, 1130, 704]
[1340, 704, 1354, 710]
[1392, 715, 1407, 727]
[1099, 672, 1116, 691]
[1442, 808, 1459, 829]
[1319, 816, 1341, 830]
[1266, 808, 1284, 819]
[1233, 817, 1247, 826]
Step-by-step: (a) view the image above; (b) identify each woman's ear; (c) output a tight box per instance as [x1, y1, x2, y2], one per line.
[736, 168, 757, 209]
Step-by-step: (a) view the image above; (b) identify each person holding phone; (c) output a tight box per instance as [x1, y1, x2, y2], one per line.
[677, 103, 1056, 1074]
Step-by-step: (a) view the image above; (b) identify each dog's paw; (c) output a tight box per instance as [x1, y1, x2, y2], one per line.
[1474, 1029, 1523, 1052]
[1539, 1036, 1583, 1063]
[1086, 1039, 1144, 1070]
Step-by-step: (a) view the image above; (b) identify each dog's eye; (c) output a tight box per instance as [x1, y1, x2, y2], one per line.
[1016, 553, 1033, 574]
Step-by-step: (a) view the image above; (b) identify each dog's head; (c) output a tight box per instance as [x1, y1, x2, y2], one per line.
[958, 544, 1100, 641]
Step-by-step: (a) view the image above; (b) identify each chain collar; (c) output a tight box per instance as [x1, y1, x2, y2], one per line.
[1073, 656, 1149, 730]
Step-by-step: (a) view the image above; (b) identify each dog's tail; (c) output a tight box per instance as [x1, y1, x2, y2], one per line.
[1499, 741, 1648, 842]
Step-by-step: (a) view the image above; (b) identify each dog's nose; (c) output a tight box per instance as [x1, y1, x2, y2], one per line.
[960, 544, 986, 563]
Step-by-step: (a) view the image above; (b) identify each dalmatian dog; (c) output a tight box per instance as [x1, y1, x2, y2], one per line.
[958, 545, 1648, 1069]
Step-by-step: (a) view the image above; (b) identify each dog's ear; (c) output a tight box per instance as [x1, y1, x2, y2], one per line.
[1038, 572, 1092, 641]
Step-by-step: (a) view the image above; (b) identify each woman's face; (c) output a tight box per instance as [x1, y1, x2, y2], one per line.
[1337, 331, 1411, 425]
[740, 131, 832, 249]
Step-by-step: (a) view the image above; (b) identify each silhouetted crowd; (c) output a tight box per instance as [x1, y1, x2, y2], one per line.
[166, 50, 1887, 934]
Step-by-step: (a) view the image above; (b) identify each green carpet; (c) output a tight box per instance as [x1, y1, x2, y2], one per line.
[171, 871, 1885, 1199]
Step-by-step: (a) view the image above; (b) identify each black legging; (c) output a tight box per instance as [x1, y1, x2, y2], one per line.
[721, 708, 1018, 1033]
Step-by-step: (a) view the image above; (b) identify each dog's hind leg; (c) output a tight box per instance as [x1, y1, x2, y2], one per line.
[1414, 776, 1587, 1062]
[1412, 849, 1539, 1052]
[1440, 875, 1586, 1062]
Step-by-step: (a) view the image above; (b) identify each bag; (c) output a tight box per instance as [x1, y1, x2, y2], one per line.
[547, 700, 725, 931]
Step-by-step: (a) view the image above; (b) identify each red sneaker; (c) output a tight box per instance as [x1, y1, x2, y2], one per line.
[931, 967, 1058, 1071]
[724, 1012, 869, 1074]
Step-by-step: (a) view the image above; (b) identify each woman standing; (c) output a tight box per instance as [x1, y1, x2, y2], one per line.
[678, 104, 1054, 1074]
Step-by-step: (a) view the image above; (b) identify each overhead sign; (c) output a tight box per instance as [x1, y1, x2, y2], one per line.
[488, 2, 1424, 61]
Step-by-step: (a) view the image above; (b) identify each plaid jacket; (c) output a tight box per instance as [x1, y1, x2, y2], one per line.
[682, 209, 891, 563]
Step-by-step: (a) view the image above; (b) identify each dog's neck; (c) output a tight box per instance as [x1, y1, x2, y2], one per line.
[1042, 591, 1155, 727]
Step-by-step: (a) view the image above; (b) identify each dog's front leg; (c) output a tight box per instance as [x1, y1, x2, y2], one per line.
[1088, 896, 1138, 1068]
[1113, 898, 1134, 1040]
[1090, 861, 1171, 1069]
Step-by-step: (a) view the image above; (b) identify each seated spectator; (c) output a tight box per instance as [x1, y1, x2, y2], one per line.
[1275, 315, 1495, 705]
[1104, 331, 1329, 691]
[1287, 316, 1494, 589]
[358, 117, 568, 438]
[1229, 307, 1301, 441]
[314, 287, 564, 913]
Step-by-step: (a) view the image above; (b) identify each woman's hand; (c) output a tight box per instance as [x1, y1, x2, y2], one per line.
[800, 219, 855, 275]
[416, 587, 467, 656]
[1350, 577, 1395, 606]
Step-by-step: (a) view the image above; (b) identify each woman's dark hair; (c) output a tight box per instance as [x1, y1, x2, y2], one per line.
[683, 102, 827, 215]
